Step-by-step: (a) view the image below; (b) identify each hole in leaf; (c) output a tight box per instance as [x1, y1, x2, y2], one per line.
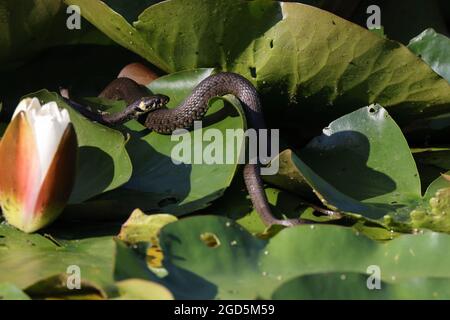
[200, 232, 221, 248]
[368, 107, 376, 113]
[249, 67, 257, 78]
[269, 39, 274, 48]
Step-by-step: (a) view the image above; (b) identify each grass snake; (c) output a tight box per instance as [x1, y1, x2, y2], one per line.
[65, 72, 307, 227]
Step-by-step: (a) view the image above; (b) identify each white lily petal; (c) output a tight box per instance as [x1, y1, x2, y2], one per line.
[0, 97, 77, 232]
[12, 98, 71, 186]
[12, 97, 41, 119]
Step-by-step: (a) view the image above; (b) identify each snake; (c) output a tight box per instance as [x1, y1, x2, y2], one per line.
[65, 72, 306, 227]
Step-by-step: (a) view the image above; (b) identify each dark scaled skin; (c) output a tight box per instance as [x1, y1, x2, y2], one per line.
[64, 78, 169, 126]
[67, 72, 306, 227]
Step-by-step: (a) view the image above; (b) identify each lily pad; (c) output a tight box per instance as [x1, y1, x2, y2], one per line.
[67, 0, 450, 132]
[424, 171, 450, 200]
[272, 272, 450, 299]
[117, 209, 177, 271]
[266, 149, 390, 220]
[63, 0, 169, 71]
[408, 28, 450, 83]
[158, 216, 450, 299]
[159, 216, 270, 299]
[0, 224, 115, 297]
[300, 104, 421, 213]
[115, 279, 173, 300]
[408, 172, 450, 232]
[118, 209, 177, 245]
[0, 283, 30, 300]
[0, 223, 162, 299]
[263, 105, 450, 232]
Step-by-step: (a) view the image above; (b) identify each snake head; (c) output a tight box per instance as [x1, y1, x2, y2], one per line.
[134, 94, 170, 115]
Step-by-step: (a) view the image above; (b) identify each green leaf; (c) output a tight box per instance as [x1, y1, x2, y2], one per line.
[158, 216, 450, 299]
[264, 105, 450, 232]
[89, 68, 246, 216]
[0, 224, 116, 297]
[115, 279, 173, 300]
[159, 216, 269, 299]
[117, 209, 177, 276]
[369, 27, 386, 39]
[0, 224, 161, 298]
[408, 28, 450, 83]
[409, 172, 450, 233]
[300, 104, 421, 213]
[24, 90, 133, 204]
[69, 0, 450, 131]
[118, 209, 177, 246]
[424, 171, 450, 200]
[265, 149, 393, 220]
[0, 283, 30, 300]
[272, 273, 450, 299]
[63, 0, 170, 71]
[261, 106, 450, 232]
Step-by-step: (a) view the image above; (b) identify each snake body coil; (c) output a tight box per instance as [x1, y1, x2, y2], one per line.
[68, 72, 304, 227]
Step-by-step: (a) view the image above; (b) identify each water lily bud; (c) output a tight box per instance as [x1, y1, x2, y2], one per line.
[0, 98, 77, 233]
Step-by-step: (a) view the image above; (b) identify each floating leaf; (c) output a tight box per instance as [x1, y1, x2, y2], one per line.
[118, 209, 177, 270]
[0, 283, 30, 300]
[272, 272, 450, 299]
[299, 104, 421, 217]
[115, 279, 173, 300]
[409, 171, 450, 232]
[0, 224, 116, 296]
[158, 216, 450, 299]
[69, 0, 450, 134]
[0, 224, 158, 298]
[263, 105, 450, 232]
[118, 209, 177, 245]
[408, 28, 450, 83]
